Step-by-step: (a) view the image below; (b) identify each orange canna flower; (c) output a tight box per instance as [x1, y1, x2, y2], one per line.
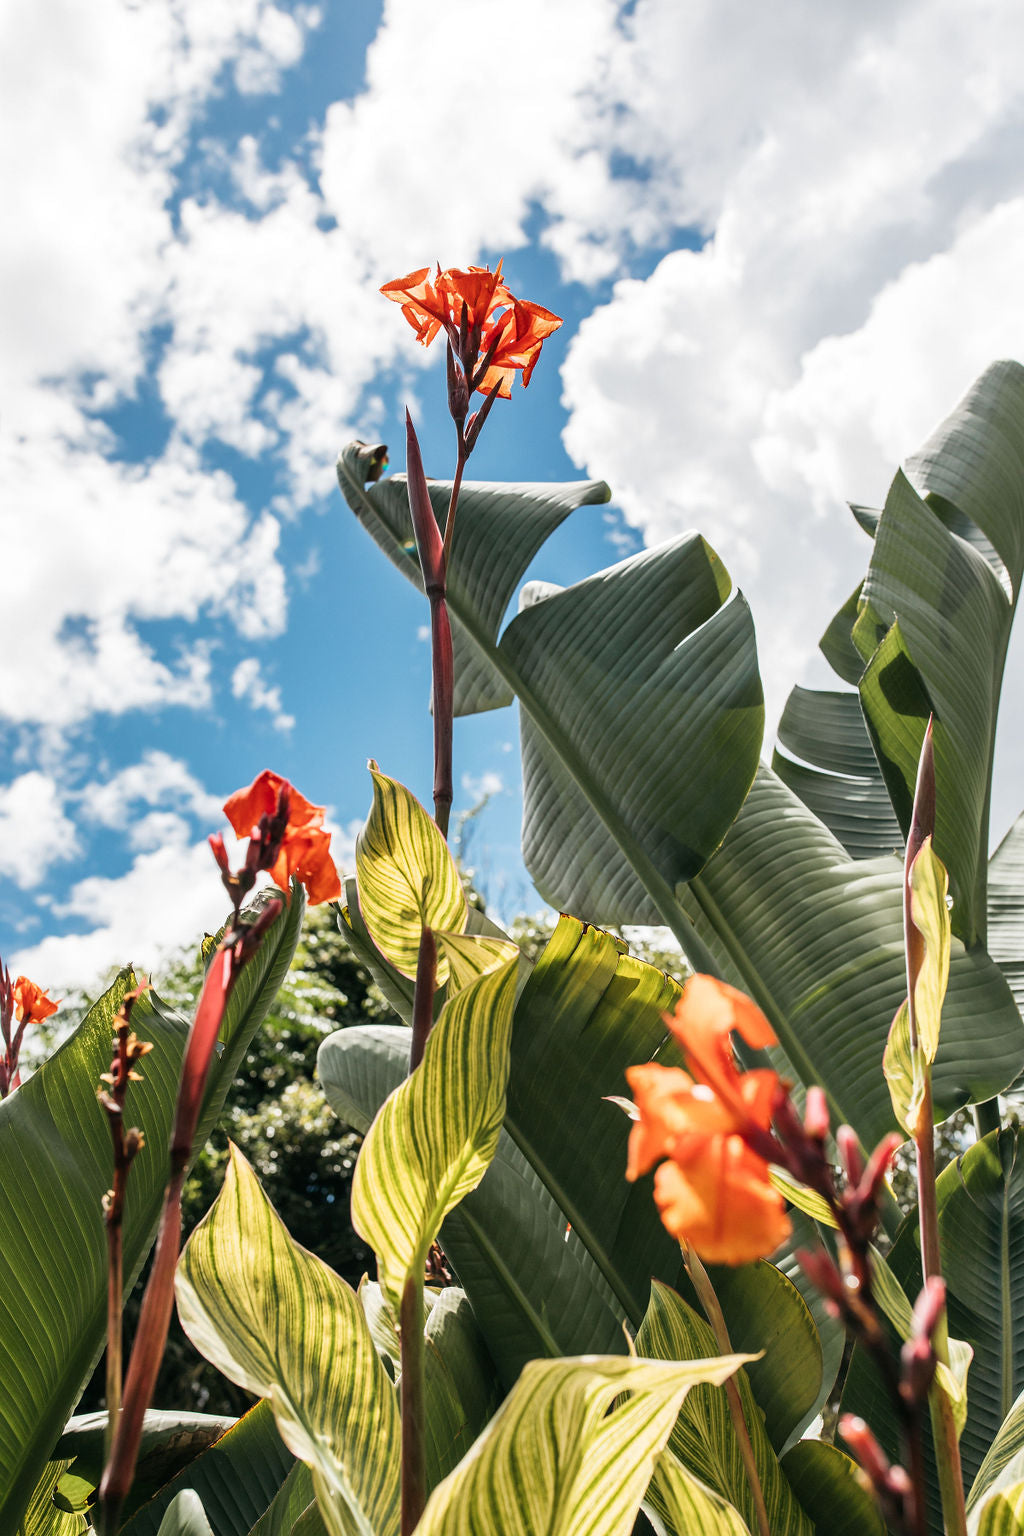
[13, 975, 60, 1026]
[223, 769, 342, 905]
[651, 1138, 793, 1265]
[625, 974, 790, 1265]
[380, 260, 561, 395]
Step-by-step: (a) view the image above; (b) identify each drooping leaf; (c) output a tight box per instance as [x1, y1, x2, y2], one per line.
[851, 362, 1024, 947]
[908, 836, 952, 1062]
[350, 957, 518, 1316]
[176, 1147, 400, 1536]
[0, 890, 303, 1536]
[336, 443, 610, 715]
[415, 1352, 751, 1536]
[637, 1281, 812, 1535]
[156, 1492, 215, 1536]
[771, 686, 903, 861]
[355, 766, 466, 982]
[120, 1402, 294, 1536]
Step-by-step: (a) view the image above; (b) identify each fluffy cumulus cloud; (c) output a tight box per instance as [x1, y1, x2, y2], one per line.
[231, 657, 295, 732]
[0, 773, 79, 889]
[558, 0, 1024, 787]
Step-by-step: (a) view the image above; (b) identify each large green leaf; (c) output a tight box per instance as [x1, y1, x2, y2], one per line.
[508, 541, 762, 923]
[120, 1402, 295, 1536]
[968, 1387, 1024, 1535]
[679, 766, 1024, 1146]
[336, 443, 610, 715]
[778, 1440, 886, 1536]
[415, 1351, 751, 1536]
[176, 1146, 401, 1536]
[771, 686, 903, 861]
[16, 1460, 87, 1536]
[248, 1462, 325, 1536]
[319, 1024, 629, 1385]
[844, 1126, 1024, 1527]
[351, 956, 518, 1316]
[637, 1281, 812, 1535]
[55, 1411, 234, 1521]
[340, 443, 764, 926]
[851, 362, 1024, 946]
[422, 1287, 501, 1488]
[0, 889, 304, 1535]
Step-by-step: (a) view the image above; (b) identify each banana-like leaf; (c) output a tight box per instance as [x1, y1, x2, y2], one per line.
[508, 541, 763, 923]
[679, 766, 1024, 1147]
[319, 1025, 629, 1384]
[844, 1126, 1024, 1527]
[771, 686, 903, 860]
[355, 766, 466, 982]
[977, 1481, 1024, 1536]
[156, 1492, 215, 1536]
[969, 1389, 1024, 1535]
[340, 442, 764, 925]
[778, 1440, 886, 1536]
[248, 1463, 325, 1536]
[646, 1452, 752, 1535]
[120, 1402, 294, 1536]
[422, 1287, 502, 1488]
[336, 443, 610, 715]
[990, 813, 1024, 1023]
[0, 891, 303, 1536]
[176, 1147, 401, 1536]
[351, 956, 518, 1317]
[415, 1351, 751, 1536]
[637, 1281, 812, 1535]
[55, 1411, 234, 1521]
[851, 362, 1024, 947]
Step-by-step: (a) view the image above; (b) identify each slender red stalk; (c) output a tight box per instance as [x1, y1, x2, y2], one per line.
[405, 411, 454, 837]
[409, 927, 438, 1074]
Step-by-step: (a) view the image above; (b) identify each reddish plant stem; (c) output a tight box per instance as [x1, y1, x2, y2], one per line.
[440, 444, 466, 573]
[409, 927, 437, 1074]
[400, 1271, 427, 1535]
[429, 594, 454, 840]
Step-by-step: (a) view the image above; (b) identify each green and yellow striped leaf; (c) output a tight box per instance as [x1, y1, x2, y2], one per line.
[350, 956, 519, 1317]
[909, 836, 952, 1061]
[17, 1461, 87, 1535]
[434, 930, 520, 993]
[0, 886, 304, 1536]
[416, 1352, 750, 1536]
[647, 1450, 752, 1534]
[884, 1000, 927, 1138]
[637, 1281, 812, 1535]
[176, 1146, 400, 1536]
[978, 1481, 1024, 1536]
[355, 766, 466, 982]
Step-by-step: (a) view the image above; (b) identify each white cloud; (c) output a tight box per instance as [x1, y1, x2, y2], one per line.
[461, 771, 503, 801]
[9, 837, 239, 989]
[232, 656, 295, 732]
[80, 751, 224, 830]
[558, 0, 1024, 780]
[0, 773, 79, 889]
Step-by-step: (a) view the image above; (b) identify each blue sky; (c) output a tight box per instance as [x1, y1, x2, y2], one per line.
[4, 0, 1024, 989]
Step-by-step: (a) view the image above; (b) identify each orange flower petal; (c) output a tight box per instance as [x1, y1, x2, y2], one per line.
[652, 1136, 791, 1265]
[13, 976, 60, 1026]
[222, 771, 341, 906]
